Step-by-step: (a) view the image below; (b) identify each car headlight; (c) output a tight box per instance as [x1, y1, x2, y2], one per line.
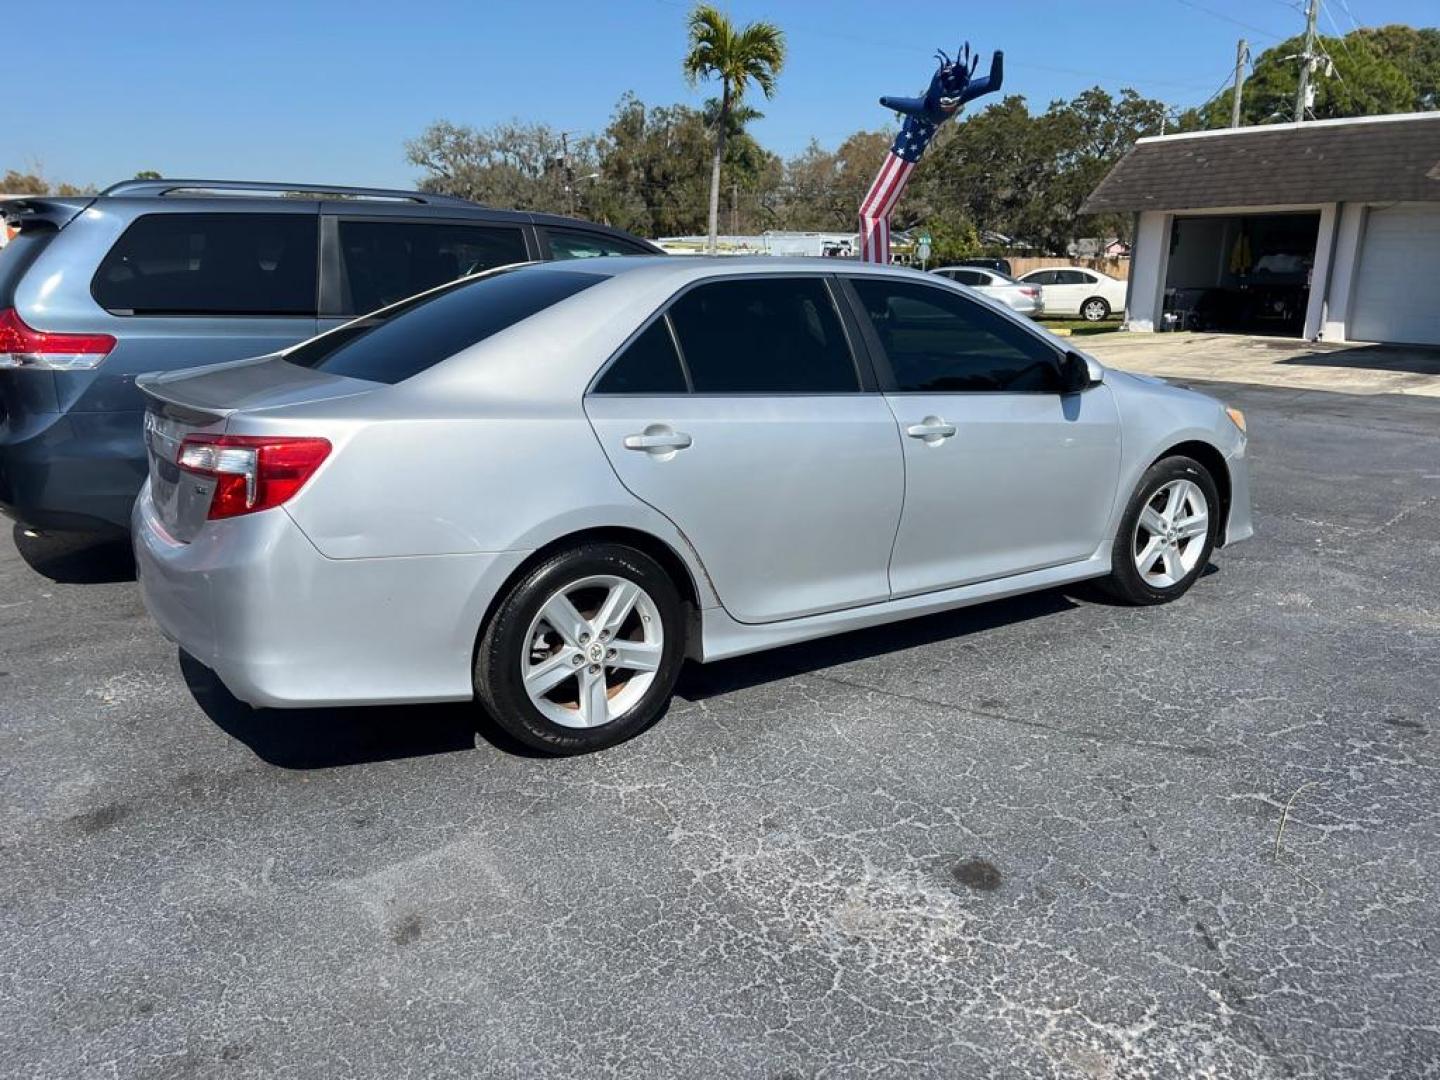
[1225, 406, 1247, 435]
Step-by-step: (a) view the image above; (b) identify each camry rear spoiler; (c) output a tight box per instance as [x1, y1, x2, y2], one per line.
[1, 196, 94, 233]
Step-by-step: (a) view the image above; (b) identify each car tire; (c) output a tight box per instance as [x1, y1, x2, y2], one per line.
[1081, 297, 1111, 322]
[475, 542, 686, 754]
[1099, 455, 1220, 606]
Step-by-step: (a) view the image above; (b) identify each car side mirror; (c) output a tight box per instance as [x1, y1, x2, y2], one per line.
[1059, 350, 1100, 394]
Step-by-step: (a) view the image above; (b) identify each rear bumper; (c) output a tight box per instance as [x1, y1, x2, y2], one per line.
[133, 485, 529, 708]
[0, 409, 146, 532]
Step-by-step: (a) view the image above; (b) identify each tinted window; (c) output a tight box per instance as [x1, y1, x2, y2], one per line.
[1023, 270, 1056, 287]
[851, 279, 1061, 393]
[337, 220, 528, 315]
[1055, 270, 1089, 285]
[668, 278, 858, 394]
[93, 213, 317, 316]
[946, 269, 985, 286]
[544, 228, 652, 260]
[594, 318, 688, 394]
[285, 266, 604, 384]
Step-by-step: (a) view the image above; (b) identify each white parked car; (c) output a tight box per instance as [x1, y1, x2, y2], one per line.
[1018, 267, 1127, 321]
[932, 266, 1041, 316]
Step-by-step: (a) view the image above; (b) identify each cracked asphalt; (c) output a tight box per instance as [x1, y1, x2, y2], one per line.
[2, 380, 1438, 1079]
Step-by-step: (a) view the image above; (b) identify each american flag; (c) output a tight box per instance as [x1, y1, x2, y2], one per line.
[858, 116, 938, 264]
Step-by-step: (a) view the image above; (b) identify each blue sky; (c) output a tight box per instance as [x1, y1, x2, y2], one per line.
[10, 0, 1435, 191]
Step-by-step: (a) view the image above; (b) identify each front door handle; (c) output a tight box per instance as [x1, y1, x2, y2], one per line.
[623, 427, 693, 454]
[905, 417, 957, 443]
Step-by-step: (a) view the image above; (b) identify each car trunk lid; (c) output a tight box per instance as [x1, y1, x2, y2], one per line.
[139, 356, 375, 542]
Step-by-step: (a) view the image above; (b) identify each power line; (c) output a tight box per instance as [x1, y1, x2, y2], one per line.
[660, 0, 1229, 93]
[1334, 0, 1365, 33]
[1320, 2, 1358, 64]
[1172, 0, 1289, 42]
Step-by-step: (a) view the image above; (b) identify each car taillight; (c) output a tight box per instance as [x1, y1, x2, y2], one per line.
[1019, 287, 1039, 297]
[177, 434, 331, 519]
[0, 308, 116, 370]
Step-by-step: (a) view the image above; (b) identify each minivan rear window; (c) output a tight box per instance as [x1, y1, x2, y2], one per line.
[92, 213, 318, 316]
[284, 266, 606, 384]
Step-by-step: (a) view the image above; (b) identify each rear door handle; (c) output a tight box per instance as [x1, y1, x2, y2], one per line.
[623, 429, 692, 453]
[905, 418, 957, 441]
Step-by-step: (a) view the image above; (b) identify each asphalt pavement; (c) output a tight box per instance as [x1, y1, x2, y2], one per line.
[2, 380, 1437, 1079]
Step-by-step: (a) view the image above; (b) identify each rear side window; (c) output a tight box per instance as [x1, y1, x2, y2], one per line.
[543, 228, 652, 260]
[593, 318, 688, 394]
[284, 266, 604, 384]
[93, 213, 317, 316]
[337, 219, 529, 315]
[667, 277, 858, 394]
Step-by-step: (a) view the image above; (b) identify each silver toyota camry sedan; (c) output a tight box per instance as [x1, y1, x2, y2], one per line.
[134, 257, 1252, 754]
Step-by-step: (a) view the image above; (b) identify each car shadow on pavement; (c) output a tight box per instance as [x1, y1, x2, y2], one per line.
[1277, 343, 1440, 376]
[176, 651, 538, 769]
[12, 524, 135, 584]
[179, 576, 1202, 765]
[676, 587, 1082, 702]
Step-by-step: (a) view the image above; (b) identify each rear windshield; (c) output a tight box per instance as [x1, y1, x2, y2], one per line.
[284, 266, 606, 384]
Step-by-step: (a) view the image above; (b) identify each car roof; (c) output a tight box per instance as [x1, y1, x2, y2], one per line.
[83, 178, 657, 246]
[537, 255, 950, 287]
[933, 265, 1000, 276]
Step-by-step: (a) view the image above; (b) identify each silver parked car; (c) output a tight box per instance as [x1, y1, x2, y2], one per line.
[932, 265, 1042, 316]
[134, 258, 1253, 754]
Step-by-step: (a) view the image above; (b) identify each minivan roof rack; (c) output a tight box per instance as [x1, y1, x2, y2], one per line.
[97, 178, 478, 207]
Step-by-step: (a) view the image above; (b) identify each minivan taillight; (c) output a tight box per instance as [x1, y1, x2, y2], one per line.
[0, 308, 116, 370]
[177, 434, 332, 519]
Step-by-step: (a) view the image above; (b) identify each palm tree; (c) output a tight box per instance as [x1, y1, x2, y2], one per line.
[682, 5, 785, 253]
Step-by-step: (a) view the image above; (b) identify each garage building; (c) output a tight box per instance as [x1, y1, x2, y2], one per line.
[1083, 111, 1440, 345]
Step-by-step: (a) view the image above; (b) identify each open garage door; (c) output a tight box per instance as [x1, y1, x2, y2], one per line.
[1162, 212, 1318, 337]
[1350, 204, 1440, 346]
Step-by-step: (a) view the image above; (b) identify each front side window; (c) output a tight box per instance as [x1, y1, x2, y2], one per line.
[543, 228, 652, 260]
[285, 266, 605, 384]
[93, 213, 318, 316]
[947, 270, 984, 286]
[850, 279, 1061, 393]
[666, 277, 858, 394]
[1023, 270, 1056, 287]
[337, 220, 529, 315]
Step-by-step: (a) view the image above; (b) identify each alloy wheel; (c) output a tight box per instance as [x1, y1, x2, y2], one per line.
[1132, 479, 1209, 588]
[521, 574, 664, 729]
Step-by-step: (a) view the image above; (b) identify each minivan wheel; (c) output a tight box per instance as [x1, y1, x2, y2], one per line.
[1099, 456, 1219, 605]
[476, 543, 686, 754]
[1081, 297, 1111, 322]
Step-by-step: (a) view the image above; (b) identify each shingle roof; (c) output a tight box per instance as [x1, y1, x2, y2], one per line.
[1082, 112, 1440, 214]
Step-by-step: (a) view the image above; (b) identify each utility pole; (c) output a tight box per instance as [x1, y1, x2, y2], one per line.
[560, 132, 575, 215]
[1294, 0, 1320, 122]
[1230, 38, 1249, 128]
